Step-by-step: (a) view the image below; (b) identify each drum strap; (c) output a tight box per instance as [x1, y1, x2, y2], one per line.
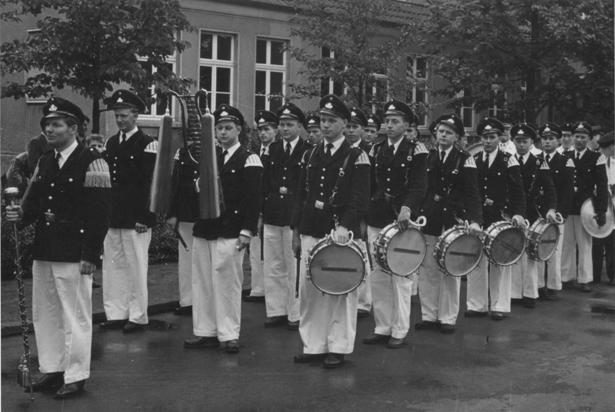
[329, 151, 353, 209]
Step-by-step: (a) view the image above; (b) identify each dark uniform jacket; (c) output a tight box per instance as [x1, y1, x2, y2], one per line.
[474, 149, 526, 227]
[520, 153, 557, 222]
[104, 129, 157, 228]
[419, 147, 483, 236]
[366, 139, 428, 228]
[543, 151, 575, 218]
[564, 150, 609, 215]
[262, 138, 312, 227]
[193, 145, 263, 239]
[292, 138, 371, 238]
[21, 144, 111, 263]
[168, 147, 200, 222]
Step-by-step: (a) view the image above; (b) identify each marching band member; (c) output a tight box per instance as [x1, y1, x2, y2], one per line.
[561, 121, 609, 292]
[5, 97, 111, 398]
[166, 135, 201, 316]
[292, 95, 370, 368]
[510, 124, 557, 308]
[417, 114, 483, 333]
[498, 116, 516, 155]
[537, 123, 575, 299]
[465, 118, 525, 321]
[101, 90, 157, 333]
[244, 112, 275, 303]
[184, 104, 263, 353]
[364, 113, 382, 147]
[593, 131, 615, 285]
[556, 123, 575, 154]
[347, 106, 372, 152]
[261, 104, 311, 330]
[305, 113, 323, 145]
[362, 100, 427, 348]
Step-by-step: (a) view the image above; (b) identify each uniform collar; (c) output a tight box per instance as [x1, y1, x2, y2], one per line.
[437, 144, 454, 163]
[520, 151, 531, 164]
[55, 139, 79, 168]
[575, 148, 587, 159]
[282, 136, 300, 153]
[223, 141, 241, 164]
[260, 141, 272, 155]
[324, 136, 345, 156]
[386, 137, 403, 154]
[120, 126, 138, 141]
[482, 148, 498, 167]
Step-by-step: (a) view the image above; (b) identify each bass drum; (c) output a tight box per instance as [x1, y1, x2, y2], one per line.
[527, 218, 560, 261]
[483, 220, 526, 266]
[434, 225, 483, 277]
[374, 220, 427, 277]
[307, 232, 367, 296]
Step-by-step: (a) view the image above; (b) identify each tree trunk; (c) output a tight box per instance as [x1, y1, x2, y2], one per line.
[92, 96, 100, 133]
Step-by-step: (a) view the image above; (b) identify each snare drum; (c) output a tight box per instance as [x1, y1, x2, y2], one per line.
[307, 232, 367, 296]
[374, 222, 427, 277]
[483, 221, 527, 266]
[527, 218, 560, 261]
[434, 225, 483, 277]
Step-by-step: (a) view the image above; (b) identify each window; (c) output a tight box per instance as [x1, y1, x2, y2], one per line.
[365, 74, 389, 113]
[320, 47, 345, 97]
[135, 60, 176, 116]
[199, 31, 236, 111]
[406, 56, 429, 126]
[456, 89, 476, 130]
[255, 38, 287, 114]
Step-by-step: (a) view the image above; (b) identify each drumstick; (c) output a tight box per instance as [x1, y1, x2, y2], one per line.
[295, 251, 300, 298]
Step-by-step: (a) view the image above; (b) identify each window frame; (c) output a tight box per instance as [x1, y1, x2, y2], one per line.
[406, 56, 429, 127]
[198, 30, 237, 111]
[254, 37, 288, 114]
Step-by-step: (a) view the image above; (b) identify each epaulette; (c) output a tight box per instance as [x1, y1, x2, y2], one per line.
[596, 154, 607, 166]
[565, 158, 575, 168]
[245, 153, 263, 168]
[144, 140, 158, 154]
[507, 155, 519, 167]
[84, 158, 111, 188]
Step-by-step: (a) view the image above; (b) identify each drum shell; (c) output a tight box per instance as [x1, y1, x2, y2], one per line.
[527, 218, 560, 261]
[580, 198, 615, 238]
[434, 226, 483, 277]
[308, 237, 366, 296]
[374, 223, 426, 277]
[483, 221, 526, 266]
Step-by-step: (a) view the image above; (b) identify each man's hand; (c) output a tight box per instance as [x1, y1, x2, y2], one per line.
[595, 213, 606, 227]
[80, 260, 96, 275]
[166, 216, 178, 229]
[292, 229, 301, 257]
[5, 205, 22, 222]
[333, 225, 350, 243]
[236, 234, 250, 251]
[512, 215, 527, 228]
[469, 222, 482, 231]
[545, 209, 558, 224]
[135, 222, 148, 233]
[397, 206, 412, 230]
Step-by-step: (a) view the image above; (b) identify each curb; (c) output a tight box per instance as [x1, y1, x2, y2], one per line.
[1, 300, 179, 338]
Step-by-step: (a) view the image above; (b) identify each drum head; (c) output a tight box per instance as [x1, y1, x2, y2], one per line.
[386, 229, 426, 276]
[536, 224, 559, 261]
[309, 244, 365, 295]
[490, 227, 525, 266]
[444, 233, 483, 277]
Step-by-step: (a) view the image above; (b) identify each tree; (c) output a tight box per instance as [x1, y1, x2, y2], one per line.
[411, 0, 614, 129]
[0, 0, 192, 132]
[285, 0, 416, 114]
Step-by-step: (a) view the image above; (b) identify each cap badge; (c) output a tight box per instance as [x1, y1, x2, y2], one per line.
[485, 124, 492, 130]
[221, 110, 228, 117]
[351, 111, 356, 117]
[308, 119, 315, 124]
[283, 108, 291, 114]
[258, 118, 265, 123]
[388, 104, 395, 111]
[518, 129, 525, 135]
[324, 102, 333, 110]
[445, 118, 454, 124]
[49, 104, 57, 112]
[116, 97, 123, 103]
[544, 126, 551, 132]
[368, 119, 374, 124]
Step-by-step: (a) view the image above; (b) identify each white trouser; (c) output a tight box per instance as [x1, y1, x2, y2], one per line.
[192, 237, 244, 342]
[249, 233, 265, 296]
[510, 254, 539, 299]
[263, 224, 299, 321]
[418, 234, 461, 325]
[356, 238, 372, 311]
[538, 223, 564, 290]
[102, 228, 151, 324]
[299, 235, 358, 354]
[467, 257, 512, 312]
[33, 260, 92, 384]
[561, 215, 593, 284]
[368, 226, 413, 339]
[177, 221, 194, 307]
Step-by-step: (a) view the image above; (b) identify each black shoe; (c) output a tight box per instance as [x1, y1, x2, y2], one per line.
[28, 372, 63, 392]
[543, 289, 560, 300]
[562, 281, 575, 290]
[522, 297, 537, 308]
[92, 281, 101, 289]
[439, 324, 455, 334]
[323, 353, 345, 369]
[224, 340, 239, 354]
[578, 283, 592, 293]
[538, 288, 547, 299]
[357, 309, 370, 319]
[174, 305, 192, 316]
[243, 295, 265, 303]
[99, 319, 126, 330]
[123, 322, 147, 334]
[414, 320, 439, 330]
[242, 289, 251, 297]
[184, 336, 220, 349]
[293, 353, 325, 364]
[608, 279, 615, 286]
[464, 310, 487, 318]
[511, 298, 524, 306]
[286, 321, 299, 331]
[54, 380, 85, 399]
[264, 315, 287, 328]
[491, 311, 506, 321]
[386, 337, 406, 348]
[363, 333, 390, 344]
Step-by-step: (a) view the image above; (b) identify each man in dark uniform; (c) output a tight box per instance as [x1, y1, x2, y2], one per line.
[291, 94, 370, 368]
[261, 103, 311, 330]
[556, 123, 574, 154]
[561, 121, 609, 292]
[305, 113, 323, 146]
[184, 104, 263, 354]
[417, 114, 483, 334]
[362, 100, 427, 348]
[100, 89, 157, 333]
[364, 113, 382, 147]
[537, 123, 575, 299]
[6, 97, 111, 399]
[464, 118, 526, 321]
[593, 132, 615, 285]
[346, 106, 372, 152]
[510, 123, 557, 308]
[166, 135, 201, 316]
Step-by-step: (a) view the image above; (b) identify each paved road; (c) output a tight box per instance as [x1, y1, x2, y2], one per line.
[2, 283, 615, 411]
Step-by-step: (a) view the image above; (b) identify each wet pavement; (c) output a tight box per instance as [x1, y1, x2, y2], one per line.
[2, 283, 615, 411]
